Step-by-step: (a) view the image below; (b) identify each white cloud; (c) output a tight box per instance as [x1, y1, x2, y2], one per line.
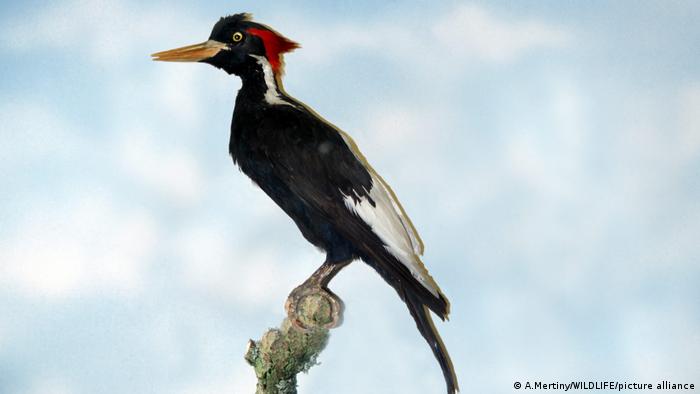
[288, 22, 394, 64]
[150, 66, 206, 129]
[504, 78, 588, 198]
[433, 4, 571, 63]
[0, 320, 5, 350]
[0, 195, 157, 298]
[0, 0, 207, 66]
[25, 377, 76, 394]
[287, 3, 570, 68]
[173, 224, 322, 310]
[676, 83, 700, 159]
[116, 129, 205, 205]
[621, 303, 700, 379]
[0, 101, 83, 164]
[352, 102, 458, 197]
[173, 368, 256, 394]
[363, 106, 434, 148]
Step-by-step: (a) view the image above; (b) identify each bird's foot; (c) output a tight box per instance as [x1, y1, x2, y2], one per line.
[285, 283, 344, 331]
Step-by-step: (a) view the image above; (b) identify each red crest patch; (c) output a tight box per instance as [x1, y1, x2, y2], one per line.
[247, 28, 300, 74]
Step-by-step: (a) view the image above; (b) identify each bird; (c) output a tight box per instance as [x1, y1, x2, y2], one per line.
[152, 13, 458, 393]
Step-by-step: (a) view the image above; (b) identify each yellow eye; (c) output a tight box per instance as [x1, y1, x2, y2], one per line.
[232, 32, 244, 42]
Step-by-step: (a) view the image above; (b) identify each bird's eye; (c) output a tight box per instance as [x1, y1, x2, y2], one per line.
[232, 32, 244, 42]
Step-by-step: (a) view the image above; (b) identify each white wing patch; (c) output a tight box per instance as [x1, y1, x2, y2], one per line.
[343, 175, 439, 297]
[373, 175, 424, 256]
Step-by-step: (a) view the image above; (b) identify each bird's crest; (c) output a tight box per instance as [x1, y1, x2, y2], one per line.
[247, 27, 300, 75]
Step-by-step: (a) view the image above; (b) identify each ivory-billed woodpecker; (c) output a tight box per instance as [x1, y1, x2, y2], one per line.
[152, 13, 458, 393]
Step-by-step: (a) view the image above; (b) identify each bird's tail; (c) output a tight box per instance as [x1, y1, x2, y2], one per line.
[402, 287, 459, 394]
[360, 250, 458, 394]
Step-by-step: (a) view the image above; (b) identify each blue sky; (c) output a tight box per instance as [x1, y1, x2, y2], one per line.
[1, 1, 699, 393]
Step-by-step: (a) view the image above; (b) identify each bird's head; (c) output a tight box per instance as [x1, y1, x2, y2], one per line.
[151, 13, 299, 76]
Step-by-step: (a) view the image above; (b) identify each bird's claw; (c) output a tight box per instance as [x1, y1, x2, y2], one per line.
[285, 284, 344, 331]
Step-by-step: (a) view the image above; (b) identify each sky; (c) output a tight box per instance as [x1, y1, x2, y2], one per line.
[1, 1, 699, 393]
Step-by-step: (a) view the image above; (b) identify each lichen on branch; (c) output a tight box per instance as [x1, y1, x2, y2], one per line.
[245, 288, 342, 394]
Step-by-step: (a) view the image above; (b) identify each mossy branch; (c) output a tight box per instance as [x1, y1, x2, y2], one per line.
[244, 287, 343, 394]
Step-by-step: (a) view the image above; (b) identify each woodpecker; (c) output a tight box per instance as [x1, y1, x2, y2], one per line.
[152, 13, 458, 393]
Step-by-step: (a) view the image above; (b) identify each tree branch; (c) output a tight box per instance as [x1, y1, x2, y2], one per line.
[245, 287, 342, 394]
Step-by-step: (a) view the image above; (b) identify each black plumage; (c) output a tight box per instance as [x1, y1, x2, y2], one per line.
[153, 13, 458, 393]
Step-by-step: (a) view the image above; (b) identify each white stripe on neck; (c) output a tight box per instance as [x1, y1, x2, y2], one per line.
[250, 54, 292, 106]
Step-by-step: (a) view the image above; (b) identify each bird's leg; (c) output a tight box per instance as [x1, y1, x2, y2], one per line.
[285, 260, 350, 331]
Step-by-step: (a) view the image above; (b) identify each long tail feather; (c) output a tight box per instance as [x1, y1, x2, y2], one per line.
[343, 219, 457, 392]
[403, 288, 459, 394]
[356, 246, 458, 393]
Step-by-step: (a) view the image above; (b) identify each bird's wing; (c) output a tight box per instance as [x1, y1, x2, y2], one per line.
[336, 130, 425, 256]
[263, 110, 439, 297]
[341, 169, 440, 297]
